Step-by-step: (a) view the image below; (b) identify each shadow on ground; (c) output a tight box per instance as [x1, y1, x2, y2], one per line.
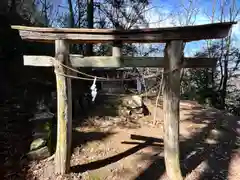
[71, 130, 115, 152]
[71, 135, 163, 173]
[134, 108, 239, 180]
[0, 92, 34, 180]
[68, 107, 239, 179]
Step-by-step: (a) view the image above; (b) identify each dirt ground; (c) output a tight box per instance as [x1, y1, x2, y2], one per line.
[2, 98, 240, 180]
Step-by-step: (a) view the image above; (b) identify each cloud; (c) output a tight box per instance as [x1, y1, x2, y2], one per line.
[141, 3, 240, 56]
[134, 5, 207, 56]
[231, 22, 240, 47]
[144, 7, 173, 28]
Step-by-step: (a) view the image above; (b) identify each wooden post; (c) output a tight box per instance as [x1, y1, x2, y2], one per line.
[112, 22, 122, 57]
[112, 41, 122, 57]
[162, 40, 183, 180]
[54, 39, 72, 174]
[112, 39, 122, 88]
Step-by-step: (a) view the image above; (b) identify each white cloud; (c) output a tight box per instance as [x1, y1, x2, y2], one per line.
[144, 7, 173, 28]
[231, 22, 240, 47]
[132, 2, 240, 57]
[134, 6, 207, 57]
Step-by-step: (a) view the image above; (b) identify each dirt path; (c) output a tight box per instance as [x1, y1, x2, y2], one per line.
[25, 100, 240, 180]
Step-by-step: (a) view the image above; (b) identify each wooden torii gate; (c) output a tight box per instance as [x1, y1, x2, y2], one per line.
[12, 22, 235, 179]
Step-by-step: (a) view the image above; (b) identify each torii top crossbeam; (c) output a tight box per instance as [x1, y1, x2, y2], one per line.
[11, 22, 236, 43]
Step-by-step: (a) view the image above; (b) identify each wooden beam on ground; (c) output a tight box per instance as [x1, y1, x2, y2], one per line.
[131, 134, 163, 143]
[12, 22, 236, 43]
[23, 55, 217, 68]
[54, 40, 72, 174]
[162, 41, 183, 180]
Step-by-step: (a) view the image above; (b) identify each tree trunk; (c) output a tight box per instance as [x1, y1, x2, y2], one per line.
[68, 0, 75, 28]
[9, 0, 16, 12]
[86, 0, 93, 56]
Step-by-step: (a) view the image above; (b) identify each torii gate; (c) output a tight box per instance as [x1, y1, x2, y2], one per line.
[12, 22, 235, 179]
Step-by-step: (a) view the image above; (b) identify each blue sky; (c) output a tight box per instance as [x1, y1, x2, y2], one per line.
[146, 0, 240, 56]
[43, 0, 240, 56]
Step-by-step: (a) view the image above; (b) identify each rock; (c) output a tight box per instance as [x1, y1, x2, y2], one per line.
[122, 95, 143, 109]
[27, 146, 50, 160]
[205, 138, 218, 145]
[29, 111, 54, 121]
[116, 95, 151, 119]
[118, 108, 131, 117]
[205, 129, 231, 144]
[32, 132, 49, 139]
[132, 95, 143, 107]
[30, 138, 47, 151]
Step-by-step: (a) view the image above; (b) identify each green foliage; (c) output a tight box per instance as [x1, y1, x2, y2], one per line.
[181, 41, 240, 114]
[43, 119, 56, 154]
[181, 68, 214, 103]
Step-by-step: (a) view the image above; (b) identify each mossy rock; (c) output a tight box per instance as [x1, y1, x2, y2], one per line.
[30, 138, 47, 151]
[27, 146, 50, 160]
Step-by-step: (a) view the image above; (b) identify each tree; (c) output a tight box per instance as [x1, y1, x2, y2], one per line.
[181, 41, 240, 112]
[94, 0, 150, 56]
[86, 0, 93, 55]
[180, 0, 240, 112]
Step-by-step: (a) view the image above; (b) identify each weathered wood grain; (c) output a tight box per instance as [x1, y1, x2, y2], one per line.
[54, 40, 72, 174]
[163, 41, 183, 180]
[11, 22, 235, 43]
[24, 55, 217, 68]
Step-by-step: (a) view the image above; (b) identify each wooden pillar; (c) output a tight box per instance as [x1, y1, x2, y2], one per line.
[112, 41, 122, 57]
[162, 40, 183, 180]
[112, 40, 122, 89]
[54, 39, 72, 174]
